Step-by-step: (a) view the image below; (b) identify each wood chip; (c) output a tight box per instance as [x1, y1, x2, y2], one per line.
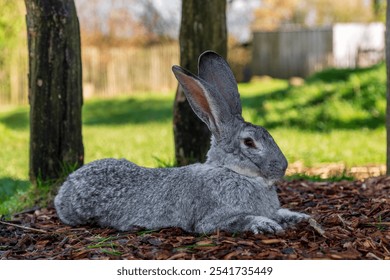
[223, 250, 241, 260]
[261, 239, 283, 245]
[167, 252, 188, 260]
[366, 252, 382, 260]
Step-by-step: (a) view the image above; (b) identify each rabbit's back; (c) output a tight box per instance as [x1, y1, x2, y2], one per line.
[55, 159, 161, 229]
[54, 158, 202, 231]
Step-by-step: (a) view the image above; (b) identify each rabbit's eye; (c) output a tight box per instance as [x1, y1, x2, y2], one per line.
[243, 138, 256, 148]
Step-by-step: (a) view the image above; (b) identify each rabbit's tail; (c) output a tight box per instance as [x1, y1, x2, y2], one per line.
[54, 181, 83, 226]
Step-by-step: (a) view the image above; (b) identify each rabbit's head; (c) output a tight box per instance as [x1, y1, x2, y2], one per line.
[172, 51, 287, 182]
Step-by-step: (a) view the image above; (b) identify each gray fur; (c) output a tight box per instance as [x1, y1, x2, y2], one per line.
[55, 51, 309, 234]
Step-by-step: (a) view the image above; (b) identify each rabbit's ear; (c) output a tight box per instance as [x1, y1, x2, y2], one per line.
[198, 51, 242, 116]
[172, 65, 231, 138]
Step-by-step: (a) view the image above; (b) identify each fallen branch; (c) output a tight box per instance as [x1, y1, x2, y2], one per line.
[0, 220, 48, 234]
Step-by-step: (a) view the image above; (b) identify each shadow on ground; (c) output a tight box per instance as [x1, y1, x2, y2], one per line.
[0, 96, 174, 129]
[0, 178, 30, 202]
[0, 111, 29, 130]
[82, 97, 173, 126]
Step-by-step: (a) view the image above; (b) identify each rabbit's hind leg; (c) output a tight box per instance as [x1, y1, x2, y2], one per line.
[54, 194, 81, 226]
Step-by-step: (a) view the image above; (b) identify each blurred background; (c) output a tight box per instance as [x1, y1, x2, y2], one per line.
[0, 0, 385, 103]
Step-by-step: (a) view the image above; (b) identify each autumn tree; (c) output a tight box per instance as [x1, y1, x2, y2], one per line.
[25, 0, 84, 182]
[0, 1, 26, 103]
[373, 0, 386, 21]
[173, 0, 227, 166]
[251, 0, 303, 30]
[76, 0, 177, 46]
[252, 0, 375, 30]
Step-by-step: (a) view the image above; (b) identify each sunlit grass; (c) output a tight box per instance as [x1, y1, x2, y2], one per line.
[83, 123, 174, 167]
[272, 127, 385, 167]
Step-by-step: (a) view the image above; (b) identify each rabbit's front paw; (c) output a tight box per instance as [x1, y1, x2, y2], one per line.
[276, 208, 310, 228]
[245, 216, 284, 234]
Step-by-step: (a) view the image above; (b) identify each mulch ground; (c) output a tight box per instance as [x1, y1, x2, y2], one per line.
[1, 176, 389, 260]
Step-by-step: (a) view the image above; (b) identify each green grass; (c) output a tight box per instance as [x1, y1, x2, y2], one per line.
[285, 172, 354, 182]
[86, 235, 123, 256]
[0, 63, 386, 215]
[82, 93, 175, 166]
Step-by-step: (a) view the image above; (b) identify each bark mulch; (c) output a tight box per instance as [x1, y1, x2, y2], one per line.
[1, 176, 389, 260]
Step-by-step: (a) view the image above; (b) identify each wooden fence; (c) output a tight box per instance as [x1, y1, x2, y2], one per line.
[82, 44, 179, 98]
[252, 28, 334, 79]
[0, 44, 179, 105]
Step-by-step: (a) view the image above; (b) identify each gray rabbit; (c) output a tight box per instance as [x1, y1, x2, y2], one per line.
[55, 51, 309, 234]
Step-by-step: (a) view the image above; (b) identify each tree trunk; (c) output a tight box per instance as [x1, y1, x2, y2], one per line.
[25, 0, 84, 182]
[386, 0, 390, 174]
[173, 0, 227, 166]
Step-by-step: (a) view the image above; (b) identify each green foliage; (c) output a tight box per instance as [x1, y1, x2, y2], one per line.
[86, 235, 123, 256]
[372, 0, 387, 22]
[87, 236, 119, 249]
[375, 214, 386, 231]
[0, 191, 30, 219]
[0, 178, 29, 207]
[0, 63, 386, 215]
[247, 64, 386, 132]
[0, 1, 26, 103]
[0, 1, 25, 48]
[136, 229, 159, 236]
[152, 156, 177, 168]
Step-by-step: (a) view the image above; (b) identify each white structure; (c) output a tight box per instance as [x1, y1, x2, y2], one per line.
[332, 23, 385, 68]
[252, 23, 385, 78]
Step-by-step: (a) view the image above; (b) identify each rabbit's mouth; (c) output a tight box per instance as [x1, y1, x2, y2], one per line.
[239, 152, 285, 181]
[226, 164, 262, 178]
[263, 177, 282, 187]
[225, 162, 282, 187]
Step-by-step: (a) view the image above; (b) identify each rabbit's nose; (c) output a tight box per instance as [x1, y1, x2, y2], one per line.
[280, 156, 288, 172]
[268, 159, 287, 178]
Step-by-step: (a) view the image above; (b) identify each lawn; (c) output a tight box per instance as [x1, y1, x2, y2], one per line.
[0, 63, 386, 215]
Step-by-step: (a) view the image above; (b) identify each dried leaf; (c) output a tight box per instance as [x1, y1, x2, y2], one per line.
[167, 252, 188, 260]
[223, 250, 241, 260]
[309, 218, 326, 237]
